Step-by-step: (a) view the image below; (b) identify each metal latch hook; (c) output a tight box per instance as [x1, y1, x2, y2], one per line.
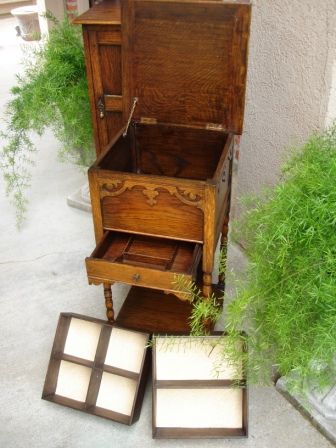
[123, 97, 138, 137]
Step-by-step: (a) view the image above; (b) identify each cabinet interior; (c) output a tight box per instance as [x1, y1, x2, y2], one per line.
[99, 124, 228, 181]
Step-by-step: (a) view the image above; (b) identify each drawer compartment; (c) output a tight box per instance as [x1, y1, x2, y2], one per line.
[86, 232, 202, 293]
[90, 124, 233, 243]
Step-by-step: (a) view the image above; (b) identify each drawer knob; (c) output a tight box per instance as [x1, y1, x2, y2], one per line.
[132, 273, 141, 282]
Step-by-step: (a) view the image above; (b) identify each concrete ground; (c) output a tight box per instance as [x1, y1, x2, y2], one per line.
[0, 16, 333, 448]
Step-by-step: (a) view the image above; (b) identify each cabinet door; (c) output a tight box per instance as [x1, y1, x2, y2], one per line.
[83, 25, 123, 155]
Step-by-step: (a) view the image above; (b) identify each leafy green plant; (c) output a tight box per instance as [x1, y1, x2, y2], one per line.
[1, 16, 94, 226]
[227, 124, 336, 391]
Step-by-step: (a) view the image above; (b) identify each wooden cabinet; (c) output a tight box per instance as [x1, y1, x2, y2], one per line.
[76, 0, 251, 332]
[88, 124, 233, 301]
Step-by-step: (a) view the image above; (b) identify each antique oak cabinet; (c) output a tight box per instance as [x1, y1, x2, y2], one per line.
[76, 0, 251, 332]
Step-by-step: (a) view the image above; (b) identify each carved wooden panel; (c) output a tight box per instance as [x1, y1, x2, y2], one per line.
[100, 179, 204, 209]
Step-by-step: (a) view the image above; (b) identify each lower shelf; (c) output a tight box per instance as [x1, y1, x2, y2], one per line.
[116, 286, 193, 334]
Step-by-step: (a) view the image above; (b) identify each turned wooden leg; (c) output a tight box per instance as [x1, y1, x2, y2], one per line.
[202, 272, 213, 298]
[103, 283, 114, 322]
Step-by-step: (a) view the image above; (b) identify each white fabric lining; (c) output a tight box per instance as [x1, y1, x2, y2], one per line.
[55, 360, 91, 402]
[96, 372, 137, 415]
[63, 318, 101, 361]
[156, 388, 243, 428]
[155, 337, 242, 380]
[105, 328, 147, 373]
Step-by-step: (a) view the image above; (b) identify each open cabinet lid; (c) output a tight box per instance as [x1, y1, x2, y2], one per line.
[122, 0, 251, 134]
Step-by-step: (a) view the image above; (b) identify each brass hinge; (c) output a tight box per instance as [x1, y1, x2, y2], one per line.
[140, 117, 158, 125]
[206, 123, 225, 131]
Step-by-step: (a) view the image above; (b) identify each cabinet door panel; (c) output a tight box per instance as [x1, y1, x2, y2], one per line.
[99, 45, 122, 95]
[83, 26, 123, 155]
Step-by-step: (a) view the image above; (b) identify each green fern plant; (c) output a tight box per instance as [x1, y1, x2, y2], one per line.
[0, 15, 94, 226]
[173, 247, 227, 335]
[227, 124, 336, 392]
[174, 274, 221, 335]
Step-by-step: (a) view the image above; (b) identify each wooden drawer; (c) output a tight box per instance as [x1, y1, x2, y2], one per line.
[85, 231, 202, 293]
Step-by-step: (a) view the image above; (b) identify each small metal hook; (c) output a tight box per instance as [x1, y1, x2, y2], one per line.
[123, 97, 138, 137]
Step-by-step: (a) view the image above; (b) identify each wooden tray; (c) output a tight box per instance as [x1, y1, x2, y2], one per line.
[152, 334, 248, 438]
[42, 313, 150, 425]
[86, 231, 201, 293]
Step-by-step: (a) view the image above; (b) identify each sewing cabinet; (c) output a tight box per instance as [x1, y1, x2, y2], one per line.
[76, 0, 251, 332]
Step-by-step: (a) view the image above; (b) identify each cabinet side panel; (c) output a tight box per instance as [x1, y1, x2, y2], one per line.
[202, 184, 216, 296]
[89, 169, 104, 242]
[214, 139, 233, 243]
[83, 27, 101, 155]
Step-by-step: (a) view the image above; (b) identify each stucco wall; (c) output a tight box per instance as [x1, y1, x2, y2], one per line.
[236, 0, 336, 207]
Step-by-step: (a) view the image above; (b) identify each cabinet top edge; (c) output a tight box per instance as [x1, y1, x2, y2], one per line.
[73, 0, 121, 25]
[73, 0, 250, 25]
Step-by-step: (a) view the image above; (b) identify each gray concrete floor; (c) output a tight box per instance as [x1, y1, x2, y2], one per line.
[0, 16, 333, 448]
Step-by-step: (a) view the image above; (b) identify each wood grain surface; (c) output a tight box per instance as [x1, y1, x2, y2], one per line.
[122, 0, 251, 133]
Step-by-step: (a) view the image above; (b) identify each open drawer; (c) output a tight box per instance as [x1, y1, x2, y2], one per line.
[85, 231, 202, 293]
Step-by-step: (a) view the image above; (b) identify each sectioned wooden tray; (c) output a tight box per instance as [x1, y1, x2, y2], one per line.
[42, 313, 150, 425]
[85, 231, 202, 294]
[152, 334, 248, 439]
